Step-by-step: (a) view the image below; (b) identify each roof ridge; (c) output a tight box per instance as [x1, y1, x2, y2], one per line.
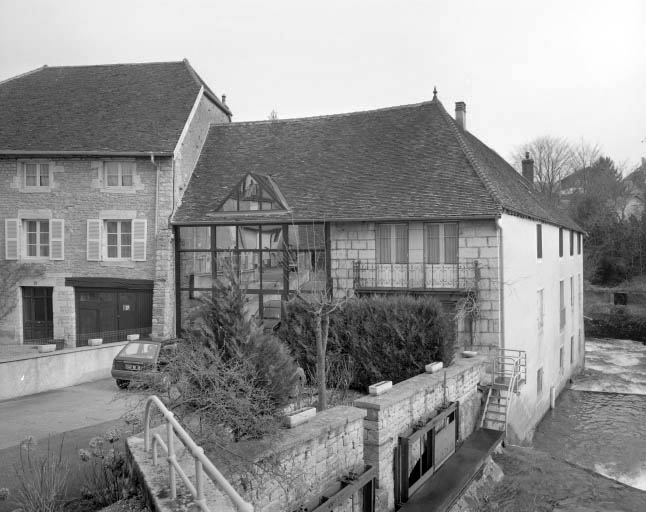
[0, 65, 47, 86]
[434, 100, 503, 210]
[215, 99, 437, 127]
[40, 60, 185, 70]
[181, 59, 232, 116]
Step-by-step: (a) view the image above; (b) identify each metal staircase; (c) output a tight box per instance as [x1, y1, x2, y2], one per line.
[480, 349, 525, 436]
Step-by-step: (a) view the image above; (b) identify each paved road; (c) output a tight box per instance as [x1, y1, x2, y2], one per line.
[0, 379, 146, 511]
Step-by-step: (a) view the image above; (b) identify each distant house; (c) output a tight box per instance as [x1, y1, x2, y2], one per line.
[0, 60, 231, 346]
[173, 95, 585, 439]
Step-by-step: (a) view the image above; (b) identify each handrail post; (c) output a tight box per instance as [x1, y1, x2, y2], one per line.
[167, 419, 177, 500]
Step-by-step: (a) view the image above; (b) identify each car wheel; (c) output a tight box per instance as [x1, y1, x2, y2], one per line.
[116, 379, 130, 389]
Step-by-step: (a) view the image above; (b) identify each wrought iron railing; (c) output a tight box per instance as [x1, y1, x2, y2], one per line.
[21, 326, 152, 348]
[144, 395, 253, 512]
[352, 261, 477, 290]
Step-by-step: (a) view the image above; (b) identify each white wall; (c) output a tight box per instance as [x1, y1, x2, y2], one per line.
[500, 213, 584, 440]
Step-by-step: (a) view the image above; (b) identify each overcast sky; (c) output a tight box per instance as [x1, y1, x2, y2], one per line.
[1, 0, 644, 170]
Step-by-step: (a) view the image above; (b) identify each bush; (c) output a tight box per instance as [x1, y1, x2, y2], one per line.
[277, 295, 455, 390]
[585, 306, 646, 342]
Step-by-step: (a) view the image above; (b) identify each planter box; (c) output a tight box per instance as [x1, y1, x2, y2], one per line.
[283, 406, 316, 428]
[126, 334, 140, 341]
[54, 339, 66, 351]
[369, 380, 393, 396]
[88, 338, 103, 347]
[37, 344, 56, 353]
[425, 361, 444, 373]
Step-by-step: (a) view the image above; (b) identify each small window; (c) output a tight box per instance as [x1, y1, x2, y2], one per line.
[559, 346, 564, 370]
[104, 162, 134, 188]
[559, 228, 563, 257]
[106, 220, 132, 259]
[22, 162, 51, 188]
[536, 224, 542, 259]
[569, 230, 574, 256]
[537, 367, 543, 395]
[577, 233, 581, 255]
[424, 223, 458, 264]
[570, 336, 574, 364]
[537, 288, 544, 332]
[570, 276, 574, 313]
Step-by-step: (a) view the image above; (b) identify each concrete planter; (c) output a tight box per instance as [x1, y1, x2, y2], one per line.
[126, 334, 140, 341]
[284, 406, 317, 428]
[425, 361, 444, 373]
[88, 338, 103, 347]
[368, 380, 393, 396]
[37, 344, 56, 353]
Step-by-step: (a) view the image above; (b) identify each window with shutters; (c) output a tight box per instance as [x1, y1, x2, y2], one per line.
[104, 162, 134, 188]
[86, 219, 146, 261]
[19, 161, 53, 191]
[4, 218, 64, 260]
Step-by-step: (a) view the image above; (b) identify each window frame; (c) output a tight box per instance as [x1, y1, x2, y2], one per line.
[24, 219, 50, 258]
[21, 161, 52, 191]
[104, 161, 135, 188]
[577, 233, 582, 255]
[376, 223, 409, 264]
[559, 228, 564, 257]
[537, 288, 544, 333]
[559, 279, 566, 331]
[537, 367, 543, 395]
[424, 222, 459, 265]
[569, 230, 574, 256]
[104, 220, 132, 260]
[536, 224, 543, 260]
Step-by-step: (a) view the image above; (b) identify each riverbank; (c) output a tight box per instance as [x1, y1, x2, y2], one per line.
[453, 445, 646, 511]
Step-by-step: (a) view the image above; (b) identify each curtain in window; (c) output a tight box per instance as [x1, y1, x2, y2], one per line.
[376, 224, 391, 263]
[444, 223, 458, 264]
[394, 224, 408, 263]
[425, 224, 440, 264]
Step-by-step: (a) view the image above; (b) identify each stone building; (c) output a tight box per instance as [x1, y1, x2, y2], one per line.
[172, 95, 585, 439]
[0, 60, 230, 346]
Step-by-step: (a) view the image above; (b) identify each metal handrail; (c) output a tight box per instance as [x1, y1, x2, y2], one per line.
[143, 395, 254, 512]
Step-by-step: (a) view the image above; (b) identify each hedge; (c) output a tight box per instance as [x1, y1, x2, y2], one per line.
[277, 295, 455, 390]
[585, 306, 646, 343]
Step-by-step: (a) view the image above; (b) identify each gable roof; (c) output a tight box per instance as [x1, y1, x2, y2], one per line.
[174, 97, 581, 231]
[0, 60, 230, 155]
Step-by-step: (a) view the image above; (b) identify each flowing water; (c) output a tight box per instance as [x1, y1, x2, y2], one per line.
[533, 338, 646, 491]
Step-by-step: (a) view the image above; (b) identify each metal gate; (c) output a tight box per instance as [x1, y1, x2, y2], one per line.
[394, 402, 459, 508]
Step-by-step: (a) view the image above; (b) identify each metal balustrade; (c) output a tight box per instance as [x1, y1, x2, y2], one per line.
[352, 261, 477, 290]
[143, 395, 254, 512]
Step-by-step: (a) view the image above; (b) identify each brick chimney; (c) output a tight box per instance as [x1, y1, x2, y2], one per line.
[455, 102, 466, 130]
[522, 152, 534, 183]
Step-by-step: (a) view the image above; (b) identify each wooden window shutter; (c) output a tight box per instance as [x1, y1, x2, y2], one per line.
[87, 219, 102, 261]
[132, 219, 147, 261]
[50, 219, 65, 260]
[5, 219, 20, 260]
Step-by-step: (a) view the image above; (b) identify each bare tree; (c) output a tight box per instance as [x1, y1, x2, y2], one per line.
[268, 109, 279, 121]
[513, 136, 574, 203]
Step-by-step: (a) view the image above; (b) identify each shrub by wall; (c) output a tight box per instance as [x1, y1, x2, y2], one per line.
[277, 295, 455, 390]
[585, 306, 646, 343]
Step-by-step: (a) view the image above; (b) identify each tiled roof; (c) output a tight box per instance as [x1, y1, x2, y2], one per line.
[174, 98, 581, 231]
[0, 60, 229, 154]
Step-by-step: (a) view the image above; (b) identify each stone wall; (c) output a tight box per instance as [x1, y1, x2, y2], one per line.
[354, 356, 486, 512]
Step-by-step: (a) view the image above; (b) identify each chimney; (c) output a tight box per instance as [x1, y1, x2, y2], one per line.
[221, 94, 227, 105]
[522, 152, 534, 183]
[455, 101, 466, 130]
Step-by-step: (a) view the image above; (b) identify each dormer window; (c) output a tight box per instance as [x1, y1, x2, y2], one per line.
[105, 162, 134, 187]
[218, 174, 287, 212]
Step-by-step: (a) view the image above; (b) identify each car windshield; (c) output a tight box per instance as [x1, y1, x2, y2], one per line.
[118, 342, 159, 360]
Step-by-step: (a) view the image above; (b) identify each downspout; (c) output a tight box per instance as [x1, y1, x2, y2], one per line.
[496, 216, 505, 350]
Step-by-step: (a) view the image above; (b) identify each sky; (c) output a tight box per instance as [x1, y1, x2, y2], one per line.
[1, 0, 644, 171]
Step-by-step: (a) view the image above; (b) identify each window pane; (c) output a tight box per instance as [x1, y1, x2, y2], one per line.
[444, 223, 458, 264]
[394, 224, 408, 264]
[261, 225, 283, 251]
[39, 164, 49, 186]
[215, 226, 235, 249]
[107, 245, 118, 258]
[25, 164, 37, 186]
[376, 224, 391, 264]
[261, 251, 284, 291]
[121, 221, 131, 234]
[40, 221, 49, 257]
[237, 226, 260, 249]
[425, 224, 440, 264]
[106, 163, 119, 186]
[107, 221, 118, 234]
[121, 163, 133, 186]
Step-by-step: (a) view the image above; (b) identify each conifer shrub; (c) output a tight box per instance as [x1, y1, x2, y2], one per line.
[277, 295, 455, 390]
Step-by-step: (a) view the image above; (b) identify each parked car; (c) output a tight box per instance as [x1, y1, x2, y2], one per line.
[111, 340, 177, 389]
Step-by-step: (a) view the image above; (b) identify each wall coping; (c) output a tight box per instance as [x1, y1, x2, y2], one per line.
[0, 341, 128, 364]
[354, 355, 486, 411]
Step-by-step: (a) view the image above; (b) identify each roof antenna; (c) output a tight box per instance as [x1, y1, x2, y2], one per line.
[433, 86, 438, 100]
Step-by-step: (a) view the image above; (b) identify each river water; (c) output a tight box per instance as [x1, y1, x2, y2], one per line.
[532, 338, 646, 491]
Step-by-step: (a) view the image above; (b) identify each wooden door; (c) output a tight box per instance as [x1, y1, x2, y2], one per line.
[22, 287, 53, 343]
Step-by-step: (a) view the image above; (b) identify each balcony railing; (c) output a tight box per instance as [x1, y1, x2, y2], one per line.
[352, 261, 476, 290]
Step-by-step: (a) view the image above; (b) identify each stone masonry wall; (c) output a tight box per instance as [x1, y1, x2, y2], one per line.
[0, 157, 159, 344]
[330, 220, 501, 347]
[354, 356, 486, 512]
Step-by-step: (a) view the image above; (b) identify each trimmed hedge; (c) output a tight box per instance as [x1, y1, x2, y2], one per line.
[585, 306, 646, 343]
[277, 295, 455, 390]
